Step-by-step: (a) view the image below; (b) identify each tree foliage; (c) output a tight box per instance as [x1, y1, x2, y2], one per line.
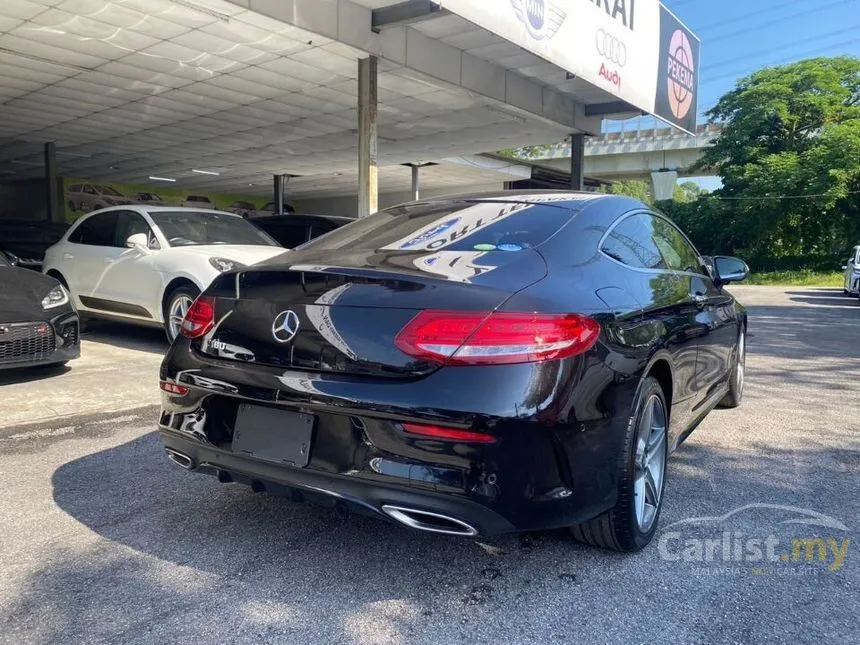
[668, 56, 860, 270]
[599, 179, 654, 204]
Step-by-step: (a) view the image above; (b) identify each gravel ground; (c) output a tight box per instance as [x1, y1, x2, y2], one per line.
[0, 286, 857, 645]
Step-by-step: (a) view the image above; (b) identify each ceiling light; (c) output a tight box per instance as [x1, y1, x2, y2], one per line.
[171, 0, 232, 22]
[191, 169, 220, 176]
[149, 176, 176, 182]
[0, 48, 92, 73]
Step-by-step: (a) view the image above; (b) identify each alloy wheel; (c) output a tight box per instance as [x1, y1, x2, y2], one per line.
[168, 295, 194, 341]
[633, 394, 667, 533]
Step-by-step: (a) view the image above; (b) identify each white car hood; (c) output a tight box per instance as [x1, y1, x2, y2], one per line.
[167, 245, 288, 266]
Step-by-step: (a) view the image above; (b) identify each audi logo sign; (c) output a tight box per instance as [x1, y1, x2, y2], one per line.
[595, 29, 627, 67]
[435, 0, 700, 134]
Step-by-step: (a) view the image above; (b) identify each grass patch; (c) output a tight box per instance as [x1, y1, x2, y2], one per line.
[745, 270, 845, 286]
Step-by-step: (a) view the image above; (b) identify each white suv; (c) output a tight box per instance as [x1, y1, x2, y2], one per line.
[843, 245, 860, 299]
[43, 206, 285, 341]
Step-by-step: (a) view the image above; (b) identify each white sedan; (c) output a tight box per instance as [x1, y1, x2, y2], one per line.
[43, 206, 286, 341]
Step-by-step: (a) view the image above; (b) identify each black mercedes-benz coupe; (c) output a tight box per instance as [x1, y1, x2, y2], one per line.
[158, 192, 749, 552]
[0, 251, 80, 370]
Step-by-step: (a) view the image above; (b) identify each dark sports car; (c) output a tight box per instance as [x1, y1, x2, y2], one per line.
[0, 251, 80, 369]
[158, 192, 749, 552]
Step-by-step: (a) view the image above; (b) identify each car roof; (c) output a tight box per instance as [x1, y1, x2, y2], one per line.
[253, 213, 354, 224]
[395, 190, 621, 211]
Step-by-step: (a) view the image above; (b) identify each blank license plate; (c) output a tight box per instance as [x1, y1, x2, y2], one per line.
[232, 404, 315, 467]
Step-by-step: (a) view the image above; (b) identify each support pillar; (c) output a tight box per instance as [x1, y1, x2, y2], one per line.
[650, 170, 679, 202]
[273, 174, 285, 215]
[411, 164, 420, 201]
[358, 56, 378, 218]
[44, 142, 60, 222]
[569, 133, 585, 191]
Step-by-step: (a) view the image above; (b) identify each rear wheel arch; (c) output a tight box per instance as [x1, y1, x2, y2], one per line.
[646, 357, 674, 419]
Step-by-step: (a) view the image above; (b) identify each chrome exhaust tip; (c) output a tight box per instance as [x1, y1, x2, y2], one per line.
[164, 448, 194, 470]
[381, 505, 479, 537]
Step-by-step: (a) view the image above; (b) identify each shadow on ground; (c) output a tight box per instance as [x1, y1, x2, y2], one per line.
[1, 430, 855, 644]
[0, 363, 70, 387]
[81, 319, 169, 355]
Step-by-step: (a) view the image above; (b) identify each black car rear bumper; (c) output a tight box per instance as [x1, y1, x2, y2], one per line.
[0, 312, 80, 370]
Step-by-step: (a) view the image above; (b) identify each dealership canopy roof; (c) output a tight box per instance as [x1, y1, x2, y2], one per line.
[0, 0, 698, 199]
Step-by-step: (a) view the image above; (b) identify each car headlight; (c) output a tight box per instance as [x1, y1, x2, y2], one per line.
[42, 285, 69, 309]
[209, 257, 246, 272]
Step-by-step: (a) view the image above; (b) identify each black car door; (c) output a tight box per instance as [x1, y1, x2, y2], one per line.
[650, 214, 737, 400]
[601, 212, 700, 406]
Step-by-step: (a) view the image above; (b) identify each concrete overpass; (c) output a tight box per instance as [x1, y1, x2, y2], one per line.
[523, 124, 722, 200]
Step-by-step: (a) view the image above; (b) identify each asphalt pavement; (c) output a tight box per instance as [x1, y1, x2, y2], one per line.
[0, 286, 858, 645]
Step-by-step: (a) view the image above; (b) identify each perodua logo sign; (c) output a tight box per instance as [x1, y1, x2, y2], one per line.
[510, 0, 566, 40]
[666, 29, 695, 120]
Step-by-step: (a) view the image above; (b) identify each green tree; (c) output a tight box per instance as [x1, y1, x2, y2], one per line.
[700, 56, 860, 267]
[673, 181, 707, 203]
[599, 179, 654, 204]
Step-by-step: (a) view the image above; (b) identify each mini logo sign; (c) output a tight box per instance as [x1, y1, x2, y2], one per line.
[511, 0, 566, 40]
[667, 29, 695, 120]
[272, 310, 301, 343]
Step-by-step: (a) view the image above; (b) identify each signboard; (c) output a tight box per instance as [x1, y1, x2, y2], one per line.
[435, 0, 700, 134]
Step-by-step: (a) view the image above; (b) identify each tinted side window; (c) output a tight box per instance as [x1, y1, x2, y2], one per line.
[115, 211, 157, 248]
[69, 212, 118, 247]
[601, 214, 667, 270]
[265, 222, 308, 248]
[310, 223, 335, 240]
[651, 217, 703, 274]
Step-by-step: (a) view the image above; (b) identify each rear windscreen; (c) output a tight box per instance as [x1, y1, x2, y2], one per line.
[303, 201, 573, 254]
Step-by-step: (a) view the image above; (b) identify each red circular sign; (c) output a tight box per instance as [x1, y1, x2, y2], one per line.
[667, 29, 694, 120]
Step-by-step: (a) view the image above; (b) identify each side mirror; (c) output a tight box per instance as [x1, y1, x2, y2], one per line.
[126, 233, 150, 251]
[3, 251, 19, 266]
[714, 256, 750, 286]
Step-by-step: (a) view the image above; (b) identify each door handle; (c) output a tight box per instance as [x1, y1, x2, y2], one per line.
[63, 253, 74, 260]
[103, 257, 114, 264]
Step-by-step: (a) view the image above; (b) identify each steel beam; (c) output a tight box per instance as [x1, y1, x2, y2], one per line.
[371, 1, 447, 32]
[358, 56, 378, 218]
[569, 134, 585, 191]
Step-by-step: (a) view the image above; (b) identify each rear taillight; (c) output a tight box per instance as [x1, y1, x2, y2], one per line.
[401, 422, 496, 443]
[160, 381, 189, 395]
[180, 296, 215, 339]
[395, 310, 600, 366]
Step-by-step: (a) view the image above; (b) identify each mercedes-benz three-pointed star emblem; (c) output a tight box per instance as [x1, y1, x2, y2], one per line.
[272, 310, 301, 343]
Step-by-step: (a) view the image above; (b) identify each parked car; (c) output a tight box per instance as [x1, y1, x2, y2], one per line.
[42, 207, 285, 342]
[0, 250, 80, 369]
[157, 192, 749, 552]
[133, 192, 166, 207]
[67, 183, 130, 213]
[0, 220, 69, 270]
[842, 245, 860, 297]
[227, 201, 257, 218]
[182, 195, 213, 209]
[250, 214, 352, 248]
[246, 201, 296, 218]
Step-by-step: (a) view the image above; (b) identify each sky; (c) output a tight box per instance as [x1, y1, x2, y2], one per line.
[603, 0, 860, 189]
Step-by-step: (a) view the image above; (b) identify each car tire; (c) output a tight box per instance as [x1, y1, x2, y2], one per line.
[569, 376, 669, 552]
[718, 327, 746, 409]
[164, 284, 200, 343]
